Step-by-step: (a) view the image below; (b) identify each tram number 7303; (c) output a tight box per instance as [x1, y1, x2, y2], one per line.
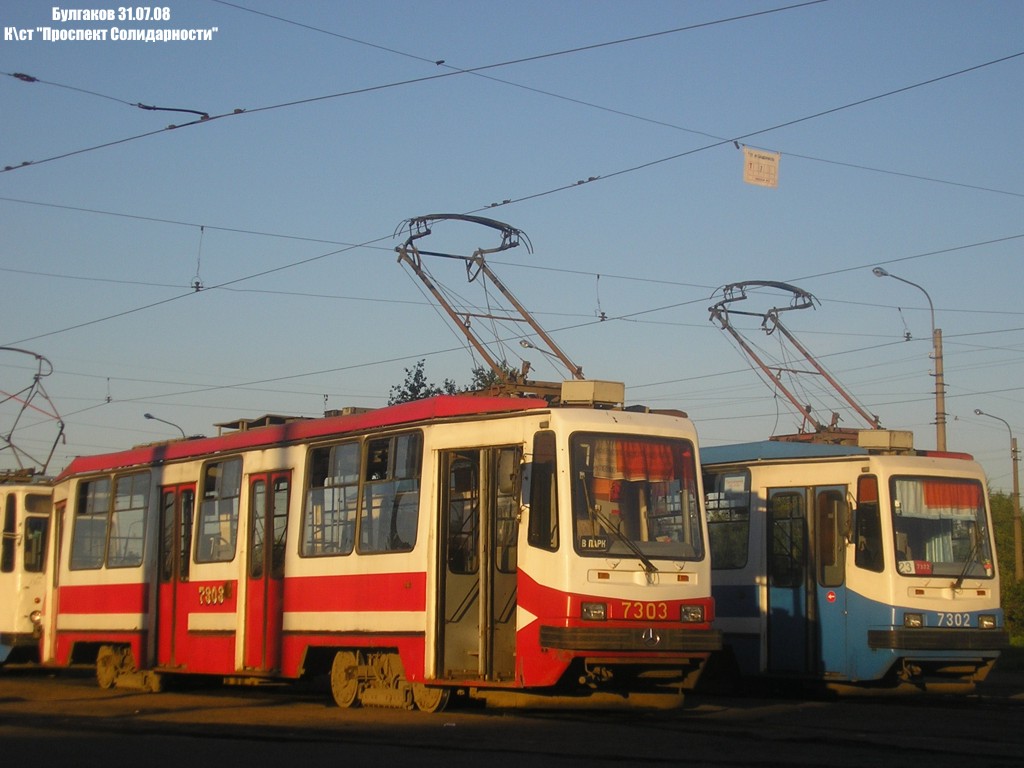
[620, 601, 670, 621]
[936, 612, 972, 628]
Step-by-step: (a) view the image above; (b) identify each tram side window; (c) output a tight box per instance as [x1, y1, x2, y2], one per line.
[1, 496, 14, 572]
[360, 432, 421, 554]
[527, 431, 558, 551]
[196, 458, 242, 563]
[249, 476, 289, 579]
[854, 475, 884, 573]
[23, 493, 51, 573]
[493, 447, 521, 572]
[70, 478, 111, 569]
[108, 473, 149, 568]
[447, 454, 480, 574]
[160, 491, 175, 581]
[704, 471, 751, 570]
[303, 441, 359, 556]
[816, 489, 847, 587]
[23, 516, 49, 573]
[769, 491, 806, 588]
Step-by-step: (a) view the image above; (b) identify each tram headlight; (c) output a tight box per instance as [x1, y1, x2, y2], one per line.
[581, 602, 607, 621]
[680, 605, 705, 623]
[903, 612, 924, 628]
[28, 609, 42, 627]
[979, 614, 996, 630]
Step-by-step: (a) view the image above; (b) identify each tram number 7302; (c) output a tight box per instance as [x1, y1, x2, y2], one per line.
[620, 601, 670, 621]
[936, 612, 972, 628]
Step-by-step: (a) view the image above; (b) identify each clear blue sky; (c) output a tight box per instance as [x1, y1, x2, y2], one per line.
[1, 1, 1022, 492]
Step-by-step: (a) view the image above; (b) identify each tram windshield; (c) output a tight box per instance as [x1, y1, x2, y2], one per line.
[888, 476, 993, 579]
[571, 433, 703, 561]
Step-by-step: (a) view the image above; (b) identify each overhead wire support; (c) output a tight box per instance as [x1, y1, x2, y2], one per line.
[3, 71, 210, 118]
[395, 214, 584, 401]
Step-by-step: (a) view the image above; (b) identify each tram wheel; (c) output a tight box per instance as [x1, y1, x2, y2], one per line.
[330, 651, 361, 708]
[412, 683, 450, 713]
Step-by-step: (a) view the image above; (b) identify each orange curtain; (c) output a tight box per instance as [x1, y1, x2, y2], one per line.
[923, 480, 982, 510]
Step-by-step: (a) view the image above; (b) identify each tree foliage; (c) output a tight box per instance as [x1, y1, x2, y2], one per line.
[387, 360, 457, 405]
[388, 359, 519, 405]
[991, 492, 1024, 639]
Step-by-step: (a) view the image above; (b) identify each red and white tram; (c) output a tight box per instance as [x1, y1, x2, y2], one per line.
[40, 385, 719, 709]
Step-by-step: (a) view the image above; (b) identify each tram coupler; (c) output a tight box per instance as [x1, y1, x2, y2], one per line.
[896, 661, 923, 682]
[580, 664, 614, 688]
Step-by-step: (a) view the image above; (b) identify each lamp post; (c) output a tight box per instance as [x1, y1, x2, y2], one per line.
[974, 408, 1023, 581]
[872, 267, 946, 451]
[144, 412, 186, 439]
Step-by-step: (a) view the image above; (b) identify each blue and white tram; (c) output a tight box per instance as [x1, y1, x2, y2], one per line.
[0, 473, 53, 664]
[701, 439, 1010, 689]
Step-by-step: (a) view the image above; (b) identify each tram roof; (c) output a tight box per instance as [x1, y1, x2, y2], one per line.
[57, 395, 549, 480]
[700, 440, 868, 466]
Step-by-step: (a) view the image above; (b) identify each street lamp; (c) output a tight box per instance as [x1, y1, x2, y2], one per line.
[519, 338, 557, 357]
[975, 408, 1023, 581]
[144, 412, 186, 439]
[873, 267, 946, 451]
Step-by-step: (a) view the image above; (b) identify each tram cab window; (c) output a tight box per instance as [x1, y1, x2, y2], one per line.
[889, 476, 991, 579]
[570, 433, 703, 560]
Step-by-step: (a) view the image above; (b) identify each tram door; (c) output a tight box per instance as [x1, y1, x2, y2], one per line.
[243, 473, 289, 672]
[438, 447, 520, 681]
[767, 488, 809, 673]
[156, 484, 196, 667]
[813, 487, 848, 676]
[766, 485, 848, 676]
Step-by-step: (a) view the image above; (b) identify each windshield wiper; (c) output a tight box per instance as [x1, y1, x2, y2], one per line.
[590, 506, 659, 577]
[952, 532, 983, 590]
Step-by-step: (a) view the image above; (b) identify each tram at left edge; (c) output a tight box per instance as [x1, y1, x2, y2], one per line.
[11, 383, 719, 710]
[0, 474, 53, 664]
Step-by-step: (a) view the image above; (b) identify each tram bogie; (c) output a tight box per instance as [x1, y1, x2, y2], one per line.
[701, 440, 1010, 691]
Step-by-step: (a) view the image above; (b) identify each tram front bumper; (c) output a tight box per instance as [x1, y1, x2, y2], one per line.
[540, 625, 723, 654]
[868, 628, 1011, 651]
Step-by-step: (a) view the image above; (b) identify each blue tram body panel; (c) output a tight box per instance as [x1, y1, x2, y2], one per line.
[714, 580, 1007, 683]
[703, 441, 1009, 688]
[843, 590, 1006, 682]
